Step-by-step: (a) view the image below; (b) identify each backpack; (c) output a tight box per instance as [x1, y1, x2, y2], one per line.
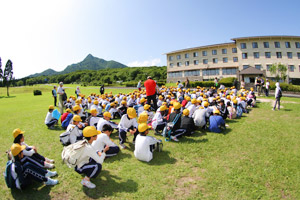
[62, 92, 67, 101]
[61, 140, 87, 168]
[4, 160, 17, 189]
[278, 89, 282, 98]
[59, 126, 78, 146]
[236, 105, 243, 118]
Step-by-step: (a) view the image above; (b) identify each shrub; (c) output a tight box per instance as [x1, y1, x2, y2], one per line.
[33, 90, 42, 95]
[219, 77, 236, 87]
[190, 81, 215, 88]
[269, 82, 300, 92]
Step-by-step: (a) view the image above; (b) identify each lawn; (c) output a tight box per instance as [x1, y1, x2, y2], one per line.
[0, 85, 300, 200]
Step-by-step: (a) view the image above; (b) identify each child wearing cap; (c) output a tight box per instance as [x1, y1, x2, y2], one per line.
[74, 126, 109, 189]
[45, 105, 58, 129]
[61, 109, 74, 130]
[143, 104, 154, 123]
[85, 108, 100, 127]
[117, 108, 138, 149]
[61, 108, 72, 123]
[9, 143, 58, 189]
[187, 99, 197, 118]
[151, 105, 168, 135]
[135, 97, 147, 116]
[108, 103, 118, 119]
[134, 123, 162, 162]
[96, 112, 118, 132]
[117, 100, 128, 117]
[92, 124, 119, 158]
[180, 109, 196, 136]
[66, 115, 84, 144]
[192, 106, 207, 129]
[209, 109, 225, 133]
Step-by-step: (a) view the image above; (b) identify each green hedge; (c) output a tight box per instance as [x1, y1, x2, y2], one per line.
[269, 82, 300, 92]
[33, 90, 42, 95]
[189, 77, 236, 88]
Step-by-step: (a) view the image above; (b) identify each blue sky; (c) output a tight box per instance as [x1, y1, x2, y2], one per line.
[0, 0, 300, 78]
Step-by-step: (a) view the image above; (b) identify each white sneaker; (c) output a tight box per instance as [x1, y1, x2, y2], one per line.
[120, 144, 126, 149]
[45, 178, 59, 185]
[45, 158, 55, 163]
[171, 136, 179, 142]
[44, 162, 54, 169]
[81, 179, 96, 189]
[45, 170, 57, 178]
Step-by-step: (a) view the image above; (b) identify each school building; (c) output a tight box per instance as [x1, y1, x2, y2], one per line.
[165, 36, 300, 85]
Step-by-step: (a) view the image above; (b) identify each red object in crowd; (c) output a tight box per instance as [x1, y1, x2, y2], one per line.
[144, 79, 156, 96]
[61, 112, 69, 123]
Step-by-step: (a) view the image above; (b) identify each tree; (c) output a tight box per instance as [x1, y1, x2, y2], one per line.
[3, 59, 13, 96]
[0, 58, 3, 87]
[270, 63, 288, 82]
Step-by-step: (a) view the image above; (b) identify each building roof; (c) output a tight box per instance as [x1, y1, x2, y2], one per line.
[164, 42, 235, 55]
[239, 67, 264, 75]
[231, 35, 300, 41]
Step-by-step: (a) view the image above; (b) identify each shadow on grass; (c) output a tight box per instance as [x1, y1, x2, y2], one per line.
[10, 182, 52, 200]
[104, 151, 132, 163]
[83, 170, 138, 198]
[282, 109, 292, 112]
[0, 95, 16, 99]
[149, 150, 177, 165]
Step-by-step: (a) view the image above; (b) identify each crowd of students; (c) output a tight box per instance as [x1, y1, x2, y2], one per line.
[6, 83, 260, 190]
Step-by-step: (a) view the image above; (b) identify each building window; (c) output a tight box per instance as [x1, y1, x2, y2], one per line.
[177, 55, 181, 60]
[222, 68, 237, 75]
[267, 64, 272, 71]
[212, 58, 218, 63]
[169, 56, 173, 61]
[203, 69, 220, 76]
[240, 43, 247, 49]
[287, 52, 293, 59]
[254, 52, 260, 59]
[252, 42, 258, 48]
[222, 49, 227, 54]
[184, 70, 200, 77]
[177, 62, 182, 67]
[193, 52, 198, 57]
[285, 42, 291, 48]
[202, 51, 207, 56]
[168, 71, 183, 78]
[203, 59, 208, 64]
[233, 57, 238, 62]
[289, 65, 294, 72]
[243, 65, 249, 70]
[297, 52, 300, 59]
[170, 63, 174, 68]
[255, 65, 261, 70]
[232, 48, 237, 53]
[212, 50, 217, 55]
[223, 57, 228, 63]
[274, 41, 280, 48]
[265, 52, 271, 58]
[185, 53, 189, 58]
[194, 60, 199, 65]
[242, 53, 248, 59]
[276, 52, 282, 58]
[263, 42, 269, 48]
[296, 42, 300, 48]
[185, 61, 189, 66]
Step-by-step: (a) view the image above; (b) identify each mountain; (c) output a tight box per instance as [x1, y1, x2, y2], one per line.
[27, 54, 128, 77]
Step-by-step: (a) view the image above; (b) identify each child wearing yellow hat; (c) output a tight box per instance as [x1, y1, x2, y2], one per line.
[66, 115, 84, 144]
[180, 109, 196, 136]
[152, 105, 168, 135]
[45, 105, 58, 129]
[209, 109, 225, 133]
[85, 108, 100, 127]
[96, 112, 118, 131]
[117, 100, 128, 118]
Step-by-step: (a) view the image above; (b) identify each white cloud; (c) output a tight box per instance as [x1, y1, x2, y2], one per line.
[127, 58, 161, 67]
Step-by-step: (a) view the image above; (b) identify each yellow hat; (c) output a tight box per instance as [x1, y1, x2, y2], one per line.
[144, 104, 150, 110]
[233, 100, 238, 104]
[138, 123, 151, 133]
[159, 96, 164, 100]
[140, 98, 146, 103]
[173, 102, 181, 110]
[199, 106, 204, 109]
[73, 115, 82, 122]
[197, 99, 202, 103]
[66, 108, 72, 113]
[94, 100, 99, 105]
[11, 143, 26, 156]
[110, 103, 115, 107]
[138, 112, 148, 123]
[90, 108, 98, 114]
[121, 100, 127, 105]
[186, 96, 191, 101]
[162, 102, 167, 106]
[83, 126, 101, 137]
[73, 105, 81, 111]
[49, 105, 54, 110]
[13, 128, 24, 139]
[182, 109, 189, 116]
[191, 99, 197, 104]
[203, 101, 209, 107]
[213, 109, 220, 114]
[159, 105, 167, 111]
[75, 99, 81, 104]
[127, 107, 137, 119]
[103, 112, 111, 119]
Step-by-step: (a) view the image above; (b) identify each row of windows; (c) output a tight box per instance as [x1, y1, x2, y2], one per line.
[169, 48, 237, 61]
[240, 41, 300, 49]
[242, 64, 297, 72]
[170, 57, 239, 67]
[168, 68, 237, 78]
[242, 52, 300, 59]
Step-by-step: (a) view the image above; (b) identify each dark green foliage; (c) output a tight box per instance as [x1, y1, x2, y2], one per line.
[219, 77, 236, 87]
[33, 90, 42, 95]
[3, 59, 13, 96]
[190, 81, 215, 88]
[269, 82, 300, 92]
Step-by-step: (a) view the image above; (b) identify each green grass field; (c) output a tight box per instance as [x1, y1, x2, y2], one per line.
[1, 85, 300, 200]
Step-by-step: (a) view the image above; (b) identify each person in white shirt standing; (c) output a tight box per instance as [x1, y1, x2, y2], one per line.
[134, 123, 162, 162]
[265, 79, 270, 97]
[57, 82, 65, 114]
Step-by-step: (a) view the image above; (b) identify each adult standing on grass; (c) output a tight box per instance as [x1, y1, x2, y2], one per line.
[57, 82, 65, 114]
[137, 80, 142, 92]
[265, 79, 270, 97]
[52, 86, 57, 107]
[273, 82, 282, 111]
[144, 76, 157, 111]
[100, 85, 105, 95]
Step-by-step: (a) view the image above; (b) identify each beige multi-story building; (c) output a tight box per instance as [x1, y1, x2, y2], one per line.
[165, 36, 300, 85]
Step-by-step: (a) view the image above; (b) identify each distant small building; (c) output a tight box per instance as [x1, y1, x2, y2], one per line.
[165, 36, 300, 85]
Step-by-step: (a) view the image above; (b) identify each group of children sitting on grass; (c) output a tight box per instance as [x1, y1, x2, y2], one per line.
[6, 84, 256, 190]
